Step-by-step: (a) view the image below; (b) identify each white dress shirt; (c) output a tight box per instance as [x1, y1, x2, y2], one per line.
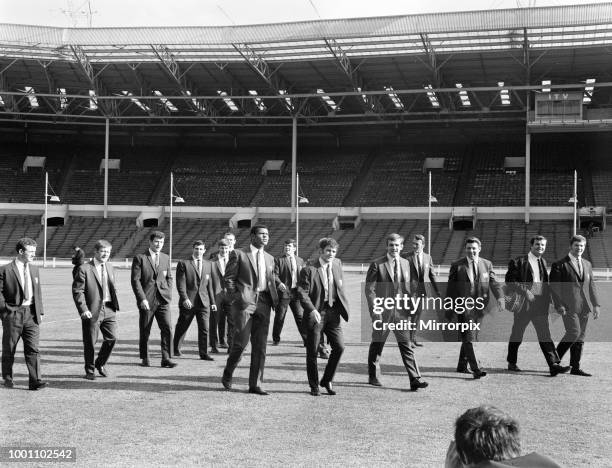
[15, 259, 33, 306]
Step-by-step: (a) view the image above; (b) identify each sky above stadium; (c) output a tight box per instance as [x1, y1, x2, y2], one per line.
[1, 0, 610, 27]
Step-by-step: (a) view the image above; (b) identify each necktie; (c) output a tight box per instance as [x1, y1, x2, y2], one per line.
[290, 256, 297, 288]
[416, 254, 422, 280]
[472, 260, 478, 284]
[23, 263, 30, 303]
[196, 258, 201, 278]
[154, 253, 159, 268]
[538, 258, 545, 282]
[257, 249, 266, 291]
[577, 258, 583, 279]
[327, 263, 334, 307]
[393, 259, 400, 284]
[101, 264, 110, 301]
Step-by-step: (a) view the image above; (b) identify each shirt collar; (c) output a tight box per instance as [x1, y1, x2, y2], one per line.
[149, 249, 160, 258]
[250, 244, 263, 256]
[93, 258, 104, 268]
[528, 252, 540, 263]
[15, 258, 25, 268]
[568, 252, 581, 262]
[386, 253, 399, 264]
[319, 257, 331, 267]
[466, 256, 479, 264]
[192, 256, 202, 262]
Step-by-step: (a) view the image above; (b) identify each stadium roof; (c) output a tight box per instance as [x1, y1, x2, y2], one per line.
[1, 3, 612, 128]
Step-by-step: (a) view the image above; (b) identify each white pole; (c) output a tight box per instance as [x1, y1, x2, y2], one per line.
[43, 171, 48, 267]
[296, 172, 300, 257]
[169, 172, 173, 264]
[428, 171, 432, 254]
[573, 170, 577, 236]
[291, 116, 297, 223]
[104, 118, 109, 218]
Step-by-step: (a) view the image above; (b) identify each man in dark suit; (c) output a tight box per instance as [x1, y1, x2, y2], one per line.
[447, 237, 503, 379]
[0, 238, 46, 390]
[210, 238, 233, 353]
[273, 238, 307, 346]
[72, 239, 120, 380]
[131, 231, 176, 368]
[298, 237, 350, 396]
[505, 235, 570, 376]
[550, 235, 601, 377]
[366, 233, 428, 391]
[173, 240, 217, 361]
[221, 224, 282, 395]
[405, 234, 440, 347]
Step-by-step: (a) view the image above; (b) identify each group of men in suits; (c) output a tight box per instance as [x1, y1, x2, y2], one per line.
[0, 229, 602, 392]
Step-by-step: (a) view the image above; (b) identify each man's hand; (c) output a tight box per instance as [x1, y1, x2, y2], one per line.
[182, 299, 193, 309]
[140, 299, 150, 311]
[81, 311, 92, 320]
[211, 304, 217, 312]
[557, 306, 566, 316]
[497, 298, 504, 311]
[278, 283, 287, 292]
[312, 310, 321, 324]
[593, 306, 600, 319]
[525, 289, 535, 302]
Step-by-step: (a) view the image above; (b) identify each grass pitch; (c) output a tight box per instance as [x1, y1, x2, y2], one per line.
[1, 268, 611, 467]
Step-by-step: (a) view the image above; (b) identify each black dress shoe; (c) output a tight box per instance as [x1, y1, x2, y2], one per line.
[221, 377, 232, 390]
[29, 381, 47, 391]
[318, 350, 330, 360]
[473, 370, 487, 379]
[84, 373, 95, 381]
[210, 347, 219, 354]
[320, 381, 336, 395]
[140, 358, 150, 367]
[3, 378, 14, 388]
[310, 388, 320, 396]
[161, 360, 178, 368]
[218, 342, 228, 349]
[95, 363, 108, 377]
[413, 341, 423, 347]
[368, 378, 383, 387]
[507, 363, 522, 372]
[248, 386, 269, 395]
[410, 379, 429, 391]
[173, 350, 182, 357]
[272, 341, 280, 346]
[456, 367, 471, 374]
[200, 354, 214, 361]
[550, 364, 571, 376]
[570, 368, 592, 377]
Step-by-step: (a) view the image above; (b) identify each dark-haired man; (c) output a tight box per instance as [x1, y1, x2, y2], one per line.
[273, 239, 307, 346]
[72, 239, 120, 380]
[0, 238, 46, 390]
[505, 235, 570, 376]
[131, 231, 176, 368]
[550, 235, 601, 377]
[173, 240, 216, 361]
[222, 225, 281, 395]
[298, 237, 350, 396]
[447, 237, 503, 379]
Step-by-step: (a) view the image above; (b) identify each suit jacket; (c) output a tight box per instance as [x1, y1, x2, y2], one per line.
[549, 255, 599, 315]
[0, 260, 44, 323]
[176, 258, 215, 310]
[504, 255, 552, 315]
[298, 258, 350, 321]
[365, 255, 412, 317]
[224, 248, 280, 309]
[405, 251, 440, 297]
[210, 257, 228, 304]
[72, 260, 120, 321]
[131, 250, 173, 305]
[274, 254, 305, 299]
[447, 256, 503, 318]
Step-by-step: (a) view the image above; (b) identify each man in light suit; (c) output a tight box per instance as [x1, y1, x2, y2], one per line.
[131, 231, 176, 368]
[505, 235, 570, 376]
[366, 233, 428, 391]
[550, 235, 601, 377]
[221, 224, 282, 395]
[1, 238, 46, 390]
[298, 237, 350, 396]
[72, 239, 120, 380]
[273, 239, 307, 346]
[210, 238, 233, 353]
[405, 234, 440, 347]
[447, 237, 503, 379]
[173, 240, 217, 361]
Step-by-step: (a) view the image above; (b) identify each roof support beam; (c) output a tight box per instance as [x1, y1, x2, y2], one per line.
[324, 38, 384, 115]
[70, 45, 116, 118]
[0, 70, 18, 113]
[420, 34, 455, 111]
[151, 44, 217, 121]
